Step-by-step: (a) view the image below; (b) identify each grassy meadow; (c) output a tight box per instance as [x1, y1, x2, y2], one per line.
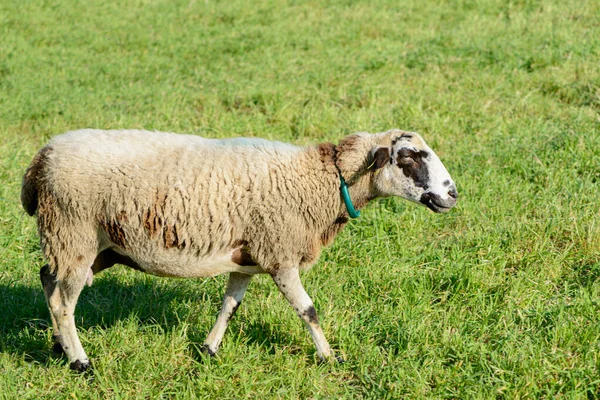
[1, 0, 599, 398]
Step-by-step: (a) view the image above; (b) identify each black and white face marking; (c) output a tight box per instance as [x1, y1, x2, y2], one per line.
[396, 147, 430, 189]
[373, 131, 457, 213]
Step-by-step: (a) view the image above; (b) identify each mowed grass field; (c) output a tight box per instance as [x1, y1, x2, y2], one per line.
[1, 0, 599, 398]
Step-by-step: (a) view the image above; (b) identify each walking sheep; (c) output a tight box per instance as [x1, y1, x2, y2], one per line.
[21, 128, 457, 371]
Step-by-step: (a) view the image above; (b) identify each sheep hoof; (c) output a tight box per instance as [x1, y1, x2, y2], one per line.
[200, 344, 216, 357]
[70, 359, 91, 373]
[318, 355, 345, 365]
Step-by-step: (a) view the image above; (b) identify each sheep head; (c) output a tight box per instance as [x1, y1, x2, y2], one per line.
[336, 129, 458, 213]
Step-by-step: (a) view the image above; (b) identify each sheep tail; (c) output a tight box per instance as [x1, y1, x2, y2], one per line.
[21, 146, 52, 216]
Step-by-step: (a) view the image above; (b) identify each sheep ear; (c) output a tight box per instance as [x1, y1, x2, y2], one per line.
[371, 147, 390, 170]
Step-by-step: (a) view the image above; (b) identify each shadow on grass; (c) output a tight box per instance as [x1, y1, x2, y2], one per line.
[0, 280, 51, 365]
[0, 268, 303, 366]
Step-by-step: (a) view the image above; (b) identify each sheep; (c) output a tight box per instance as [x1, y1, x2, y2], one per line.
[21, 128, 457, 371]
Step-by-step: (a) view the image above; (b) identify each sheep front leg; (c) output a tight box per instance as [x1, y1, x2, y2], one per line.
[202, 272, 253, 356]
[271, 268, 339, 361]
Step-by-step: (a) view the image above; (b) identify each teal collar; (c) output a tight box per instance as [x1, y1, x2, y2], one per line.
[334, 146, 360, 218]
[339, 175, 361, 218]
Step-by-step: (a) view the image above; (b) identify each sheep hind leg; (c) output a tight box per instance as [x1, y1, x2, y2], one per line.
[271, 268, 341, 362]
[40, 264, 64, 354]
[44, 249, 137, 360]
[202, 272, 253, 356]
[47, 262, 93, 372]
[41, 263, 97, 356]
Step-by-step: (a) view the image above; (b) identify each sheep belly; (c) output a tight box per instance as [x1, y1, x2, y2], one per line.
[116, 248, 264, 278]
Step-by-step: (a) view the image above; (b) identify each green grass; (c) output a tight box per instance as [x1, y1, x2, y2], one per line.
[1, 0, 600, 398]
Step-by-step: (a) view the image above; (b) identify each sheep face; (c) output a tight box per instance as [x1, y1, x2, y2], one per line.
[372, 131, 457, 213]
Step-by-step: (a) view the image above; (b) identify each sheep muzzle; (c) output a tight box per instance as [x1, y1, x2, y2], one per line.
[419, 190, 457, 213]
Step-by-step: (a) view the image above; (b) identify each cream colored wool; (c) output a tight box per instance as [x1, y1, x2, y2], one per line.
[24, 130, 345, 278]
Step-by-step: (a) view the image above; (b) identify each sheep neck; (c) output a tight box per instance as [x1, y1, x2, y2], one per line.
[345, 173, 374, 212]
[332, 147, 374, 219]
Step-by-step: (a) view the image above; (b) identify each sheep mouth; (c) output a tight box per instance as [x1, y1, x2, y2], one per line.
[420, 193, 455, 213]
